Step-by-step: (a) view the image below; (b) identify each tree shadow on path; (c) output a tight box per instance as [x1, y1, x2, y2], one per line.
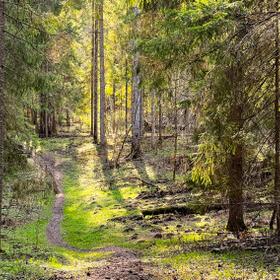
[132, 158, 152, 183]
[96, 145, 124, 203]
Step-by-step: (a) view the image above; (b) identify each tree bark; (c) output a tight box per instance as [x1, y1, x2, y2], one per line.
[173, 78, 178, 182]
[51, 109, 57, 136]
[66, 109, 71, 127]
[125, 59, 129, 134]
[113, 80, 116, 134]
[0, 0, 4, 250]
[93, 5, 99, 143]
[226, 103, 246, 233]
[140, 87, 144, 137]
[90, 0, 95, 136]
[158, 90, 163, 147]
[274, 0, 280, 237]
[45, 97, 49, 138]
[131, 53, 142, 158]
[151, 89, 156, 148]
[131, 7, 141, 158]
[227, 143, 246, 233]
[31, 109, 37, 126]
[99, 0, 106, 146]
[39, 93, 48, 138]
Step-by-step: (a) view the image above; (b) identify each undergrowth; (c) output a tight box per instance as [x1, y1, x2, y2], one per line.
[1, 136, 280, 279]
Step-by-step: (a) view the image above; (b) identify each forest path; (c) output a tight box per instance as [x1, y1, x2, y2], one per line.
[42, 137, 173, 280]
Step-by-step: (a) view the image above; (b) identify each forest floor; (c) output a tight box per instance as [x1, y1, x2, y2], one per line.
[1, 131, 280, 279]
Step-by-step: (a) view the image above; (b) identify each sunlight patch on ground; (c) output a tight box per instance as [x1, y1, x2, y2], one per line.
[161, 251, 280, 280]
[60, 139, 143, 250]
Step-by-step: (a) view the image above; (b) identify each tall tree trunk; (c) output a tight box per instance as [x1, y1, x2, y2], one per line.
[227, 143, 246, 233]
[173, 78, 178, 182]
[99, 0, 106, 146]
[113, 81, 116, 134]
[45, 97, 49, 138]
[31, 109, 37, 126]
[40, 63, 50, 138]
[0, 0, 4, 250]
[39, 93, 48, 138]
[140, 87, 144, 137]
[158, 90, 163, 147]
[274, 0, 280, 237]
[226, 103, 246, 233]
[224, 49, 247, 234]
[66, 109, 71, 127]
[52, 109, 57, 136]
[90, 0, 95, 136]
[151, 89, 156, 148]
[131, 7, 141, 158]
[125, 59, 129, 135]
[93, 4, 99, 143]
[131, 53, 142, 158]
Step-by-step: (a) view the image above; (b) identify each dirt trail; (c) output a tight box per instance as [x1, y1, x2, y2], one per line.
[39, 152, 175, 280]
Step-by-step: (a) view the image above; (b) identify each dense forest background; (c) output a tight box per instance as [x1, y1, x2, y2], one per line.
[1, 0, 280, 279]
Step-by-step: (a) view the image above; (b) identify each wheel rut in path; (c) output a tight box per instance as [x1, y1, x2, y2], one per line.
[39, 152, 176, 280]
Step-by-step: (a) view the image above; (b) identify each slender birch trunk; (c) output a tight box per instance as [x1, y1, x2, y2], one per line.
[99, 0, 106, 146]
[131, 51, 141, 158]
[93, 0, 99, 143]
[173, 77, 178, 182]
[113, 81, 116, 134]
[158, 91, 163, 147]
[125, 59, 129, 134]
[140, 87, 144, 137]
[90, 0, 95, 136]
[131, 7, 141, 158]
[151, 89, 156, 148]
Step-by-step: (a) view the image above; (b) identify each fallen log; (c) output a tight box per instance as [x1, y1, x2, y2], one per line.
[125, 176, 159, 188]
[141, 202, 275, 217]
[141, 203, 224, 216]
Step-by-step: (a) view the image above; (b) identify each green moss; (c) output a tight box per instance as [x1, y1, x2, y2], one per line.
[160, 251, 280, 280]
[3, 136, 279, 280]
[0, 193, 54, 279]
[61, 148, 143, 250]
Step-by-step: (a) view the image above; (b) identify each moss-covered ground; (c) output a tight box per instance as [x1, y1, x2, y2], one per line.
[1, 135, 279, 279]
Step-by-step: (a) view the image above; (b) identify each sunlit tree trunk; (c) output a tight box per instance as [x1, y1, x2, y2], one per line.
[131, 7, 141, 158]
[113, 81, 116, 134]
[140, 87, 144, 137]
[90, 0, 95, 136]
[91, 0, 99, 142]
[151, 89, 156, 148]
[99, 0, 106, 146]
[131, 51, 142, 158]
[0, 0, 5, 250]
[158, 91, 163, 147]
[93, 3, 99, 143]
[125, 59, 129, 134]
